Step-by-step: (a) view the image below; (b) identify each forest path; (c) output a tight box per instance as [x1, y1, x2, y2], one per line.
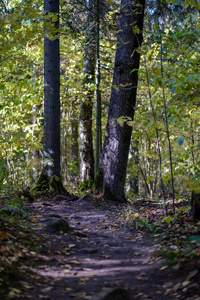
[19, 195, 180, 300]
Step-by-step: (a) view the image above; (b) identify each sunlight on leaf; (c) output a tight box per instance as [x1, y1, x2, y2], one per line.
[163, 216, 173, 224]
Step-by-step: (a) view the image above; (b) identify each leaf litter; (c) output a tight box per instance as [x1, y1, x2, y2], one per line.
[0, 193, 200, 299]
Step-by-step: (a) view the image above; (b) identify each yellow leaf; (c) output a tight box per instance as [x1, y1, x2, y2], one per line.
[136, 276, 148, 281]
[69, 260, 80, 264]
[63, 269, 70, 274]
[134, 213, 140, 217]
[9, 288, 21, 296]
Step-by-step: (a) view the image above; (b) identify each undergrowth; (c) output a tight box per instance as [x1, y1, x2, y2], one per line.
[0, 189, 42, 298]
[123, 197, 200, 296]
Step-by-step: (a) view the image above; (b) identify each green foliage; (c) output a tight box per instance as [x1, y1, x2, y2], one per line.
[125, 0, 200, 200]
[78, 179, 93, 191]
[0, 0, 199, 203]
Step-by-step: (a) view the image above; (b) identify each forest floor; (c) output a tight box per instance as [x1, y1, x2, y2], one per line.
[0, 193, 200, 299]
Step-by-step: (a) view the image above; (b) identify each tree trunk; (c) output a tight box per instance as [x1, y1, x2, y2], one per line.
[130, 139, 139, 195]
[71, 117, 79, 170]
[96, 0, 145, 202]
[43, 0, 60, 180]
[79, 0, 96, 182]
[95, 0, 102, 177]
[191, 191, 200, 220]
[33, 0, 68, 194]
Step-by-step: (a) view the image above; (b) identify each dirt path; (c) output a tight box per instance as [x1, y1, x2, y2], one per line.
[17, 195, 180, 300]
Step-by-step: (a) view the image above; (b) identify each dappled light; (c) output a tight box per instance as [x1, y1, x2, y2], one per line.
[0, 0, 200, 299]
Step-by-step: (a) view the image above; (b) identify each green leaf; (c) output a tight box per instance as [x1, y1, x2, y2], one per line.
[188, 236, 200, 243]
[0, 84, 6, 90]
[178, 168, 184, 174]
[163, 216, 172, 224]
[146, 176, 154, 183]
[170, 87, 176, 94]
[176, 137, 184, 146]
[142, 120, 148, 127]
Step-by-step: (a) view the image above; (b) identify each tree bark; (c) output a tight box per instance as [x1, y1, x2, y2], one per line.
[191, 191, 200, 220]
[96, 0, 145, 202]
[130, 139, 139, 195]
[95, 0, 102, 177]
[33, 0, 68, 194]
[71, 117, 79, 170]
[42, 0, 60, 181]
[79, 0, 96, 182]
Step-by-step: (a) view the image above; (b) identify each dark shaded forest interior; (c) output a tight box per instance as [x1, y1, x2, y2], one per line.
[0, 0, 200, 299]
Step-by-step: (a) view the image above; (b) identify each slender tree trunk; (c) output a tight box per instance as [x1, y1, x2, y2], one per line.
[42, 0, 60, 181]
[61, 108, 68, 184]
[95, 0, 145, 202]
[71, 117, 79, 169]
[95, 0, 102, 176]
[157, 16, 176, 214]
[144, 56, 167, 213]
[130, 140, 139, 195]
[79, 0, 96, 182]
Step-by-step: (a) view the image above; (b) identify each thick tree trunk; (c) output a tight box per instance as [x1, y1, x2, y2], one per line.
[96, 0, 145, 202]
[191, 191, 200, 220]
[79, 0, 96, 182]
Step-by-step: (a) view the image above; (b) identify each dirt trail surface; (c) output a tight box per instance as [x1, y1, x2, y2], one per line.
[17, 195, 180, 300]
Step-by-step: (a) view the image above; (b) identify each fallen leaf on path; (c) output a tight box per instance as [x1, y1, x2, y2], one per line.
[182, 280, 190, 287]
[0, 231, 9, 239]
[41, 287, 53, 292]
[8, 288, 22, 297]
[0, 246, 8, 252]
[155, 290, 162, 294]
[171, 283, 181, 292]
[69, 260, 80, 264]
[63, 288, 72, 292]
[64, 264, 72, 269]
[101, 255, 111, 258]
[136, 276, 148, 281]
[135, 293, 144, 297]
[83, 228, 90, 231]
[63, 269, 71, 274]
[187, 268, 199, 280]
[20, 281, 33, 289]
[79, 278, 91, 285]
[134, 213, 140, 217]
[160, 265, 168, 270]
[70, 292, 87, 298]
